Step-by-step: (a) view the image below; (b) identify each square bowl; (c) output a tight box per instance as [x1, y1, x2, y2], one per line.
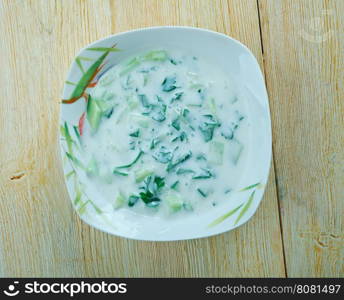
[60, 26, 272, 241]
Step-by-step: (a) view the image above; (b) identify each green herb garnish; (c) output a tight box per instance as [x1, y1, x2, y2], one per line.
[113, 170, 129, 176]
[176, 168, 194, 175]
[198, 114, 221, 142]
[171, 180, 179, 190]
[116, 150, 144, 169]
[171, 131, 187, 142]
[139, 175, 165, 207]
[166, 151, 192, 172]
[170, 92, 183, 103]
[150, 138, 160, 150]
[152, 146, 173, 164]
[171, 118, 181, 131]
[197, 188, 208, 198]
[162, 76, 177, 92]
[129, 129, 140, 137]
[128, 195, 139, 207]
[138, 94, 150, 108]
[192, 168, 213, 179]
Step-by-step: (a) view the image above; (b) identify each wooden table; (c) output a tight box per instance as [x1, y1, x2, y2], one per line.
[0, 0, 343, 277]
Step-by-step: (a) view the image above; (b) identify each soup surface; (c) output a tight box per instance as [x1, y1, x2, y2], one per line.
[77, 49, 249, 217]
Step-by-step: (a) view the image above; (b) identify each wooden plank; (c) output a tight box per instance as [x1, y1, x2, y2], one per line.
[258, 0, 344, 277]
[0, 0, 285, 277]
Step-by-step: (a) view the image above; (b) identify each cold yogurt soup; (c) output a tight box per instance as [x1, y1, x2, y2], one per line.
[73, 49, 249, 217]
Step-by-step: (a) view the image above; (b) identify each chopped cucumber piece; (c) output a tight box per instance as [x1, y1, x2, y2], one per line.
[208, 140, 224, 165]
[165, 191, 184, 212]
[128, 96, 139, 111]
[114, 191, 126, 209]
[97, 100, 115, 118]
[130, 113, 151, 128]
[207, 97, 217, 114]
[135, 169, 154, 183]
[144, 50, 168, 61]
[143, 73, 149, 86]
[87, 96, 102, 132]
[229, 139, 243, 165]
[100, 168, 114, 184]
[113, 169, 129, 176]
[197, 188, 208, 198]
[120, 57, 141, 76]
[86, 156, 99, 177]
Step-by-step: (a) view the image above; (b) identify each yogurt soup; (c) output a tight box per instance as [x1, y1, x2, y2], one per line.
[75, 49, 249, 217]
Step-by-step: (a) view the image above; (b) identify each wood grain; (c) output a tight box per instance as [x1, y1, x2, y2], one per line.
[258, 0, 344, 277]
[0, 0, 288, 278]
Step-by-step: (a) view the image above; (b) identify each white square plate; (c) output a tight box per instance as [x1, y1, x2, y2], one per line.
[60, 26, 272, 241]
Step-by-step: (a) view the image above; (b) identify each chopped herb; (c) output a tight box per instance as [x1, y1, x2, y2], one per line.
[113, 170, 129, 176]
[128, 195, 139, 207]
[129, 141, 136, 150]
[153, 146, 173, 164]
[162, 76, 177, 92]
[192, 168, 213, 179]
[182, 108, 190, 119]
[144, 50, 168, 61]
[138, 94, 150, 108]
[170, 58, 178, 65]
[171, 180, 179, 190]
[139, 175, 165, 207]
[196, 153, 207, 161]
[198, 114, 221, 142]
[183, 203, 193, 211]
[221, 128, 234, 140]
[197, 188, 208, 198]
[116, 150, 144, 169]
[129, 129, 140, 137]
[171, 118, 181, 131]
[150, 138, 160, 150]
[170, 92, 183, 103]
[150, 103, 167, 122]
[104, 107, 114, 118]
[171, 131, 187, 142]
[180, 131, 187, 141]
[176, 168, 194, 175]
[166, 151, 192, 172]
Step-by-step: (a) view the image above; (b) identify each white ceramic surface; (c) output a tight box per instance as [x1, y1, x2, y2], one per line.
[60, 26, 272, 241]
